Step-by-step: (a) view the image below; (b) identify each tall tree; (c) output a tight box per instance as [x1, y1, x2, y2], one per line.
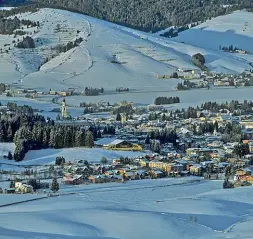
[51, 177, 59, 192]
[85, 131, 94, 147]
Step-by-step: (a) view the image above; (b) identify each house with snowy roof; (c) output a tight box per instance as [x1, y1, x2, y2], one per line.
[96, 138, 142, 151]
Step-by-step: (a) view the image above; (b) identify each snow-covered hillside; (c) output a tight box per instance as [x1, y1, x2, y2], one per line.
[175, 10, 253, 55]
[1, 178, 253, 239]
[1, 8, 253, 93]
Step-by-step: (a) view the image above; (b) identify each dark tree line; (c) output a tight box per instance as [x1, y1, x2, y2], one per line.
[0, 106, 97, 161]
[154, 96, 180, 105]
[16, 36, 35, 48]
[177, 81, 194, 90]
[233, 143, 250, 158]
[0, 0, 32, 7]
[55, 156, 65, 165]
[13, 124, 94, 161]
[201, 100, 253, 114]
[0, 4, 38, 17]
[147, 129, 178, 146]
[53, 37, 83, 54]
[0, 16, 39, 35]
[82, 86, 103, 96]
[0, 17, 20, 34]
[32, 0, 253, 32]
[113, 104, 134, 115]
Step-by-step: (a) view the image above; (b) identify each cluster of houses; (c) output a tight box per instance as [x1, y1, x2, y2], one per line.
[171, 69, 253, 88]
[0, 182, 33, 194]
[2, 96, 253, 192]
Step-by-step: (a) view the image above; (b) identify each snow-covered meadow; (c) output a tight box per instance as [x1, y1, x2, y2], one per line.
[0, 178, 253, 239]
[175, 10, 253, 53]
[0, 147, 147, 166]
[1, 8, 253, 92]
[21, 147, 147, 166]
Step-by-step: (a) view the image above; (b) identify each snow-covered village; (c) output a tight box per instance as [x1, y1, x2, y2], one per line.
[1, 2, 253, 239]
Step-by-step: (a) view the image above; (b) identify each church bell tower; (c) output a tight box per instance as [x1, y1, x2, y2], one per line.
[61, 98, 68, 119]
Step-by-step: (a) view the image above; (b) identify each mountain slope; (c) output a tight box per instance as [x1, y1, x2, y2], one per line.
[0, 8, 252, 93]
[33, 0, 253, 32]
[174, 10, 253, 54]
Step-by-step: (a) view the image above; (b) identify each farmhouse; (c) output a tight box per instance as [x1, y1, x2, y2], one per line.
[14, 182, 34, 194]
[62, 174, 84, 185]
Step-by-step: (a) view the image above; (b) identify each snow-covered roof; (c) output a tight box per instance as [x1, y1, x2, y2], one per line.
[95, 138, 117, 146]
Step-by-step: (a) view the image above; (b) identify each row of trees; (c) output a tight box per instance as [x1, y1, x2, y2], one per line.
[146, 129, 178, 146]
[33, 0, 252, 32]
[54, 37, 83, 54]
[154, 96, 180, 105]
[55, 156, 66, 165]
[0, 15, 39, 35]
[169, 100, 253, 120]
[13, 125, 95, 161]
[233, 143, 250, 158]
[82, 87, 104, 96]
[0, 106, 97, 161]
[220, 45, 246, 53]
[177, 81, 193, 91]
[201, 100, 253, 114]
[113, 103, 134, 115]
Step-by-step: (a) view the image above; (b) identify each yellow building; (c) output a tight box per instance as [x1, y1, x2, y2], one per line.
[15, 182, 33, 194]
[240, 121, 253, 129]
[148, 161, 177, 174]
[120, 113, 127, 124]
[139, 159, 148, 167]
[189, 165, 202, 175]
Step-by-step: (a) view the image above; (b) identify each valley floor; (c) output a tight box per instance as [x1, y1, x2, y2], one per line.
[0, 178, 253, 239]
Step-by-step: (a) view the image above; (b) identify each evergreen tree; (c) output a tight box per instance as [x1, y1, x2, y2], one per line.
[10, 180, 15, 188]
[0, 127, 4, 142]
[7, 151, 13, 160]
[6, 124, 12, 142]
[145, 135, 150, 144]
[55, 156, 65, 165]
[85, 131, 94, 147]
[51, 177, 59, 192]
[42, 129, 48, 147]
[49, 128, 55, 148]
[56, 114, 61, 121]
[100, 156, 108, 165]
[75, 130, 82, 147]
[116, 112, 121, 121]
[48, 165, 54, 177]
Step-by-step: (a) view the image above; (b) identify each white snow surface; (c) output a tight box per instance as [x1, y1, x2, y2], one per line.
[0, 8, 253, 108]
[1, 178, 253, 239]
[175, 10, 253, 54]
[0, 147, 147, 166]
[1, 8, 253, 93]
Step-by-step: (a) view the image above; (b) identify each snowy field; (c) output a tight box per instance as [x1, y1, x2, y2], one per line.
[175, 10, 253, 54]
[1, 178, 253, 239]
[59, 86, 253, 107]
[0, 143, 14, 158]
[0, 194, 46, 207]
[0, 148, 147, 166]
